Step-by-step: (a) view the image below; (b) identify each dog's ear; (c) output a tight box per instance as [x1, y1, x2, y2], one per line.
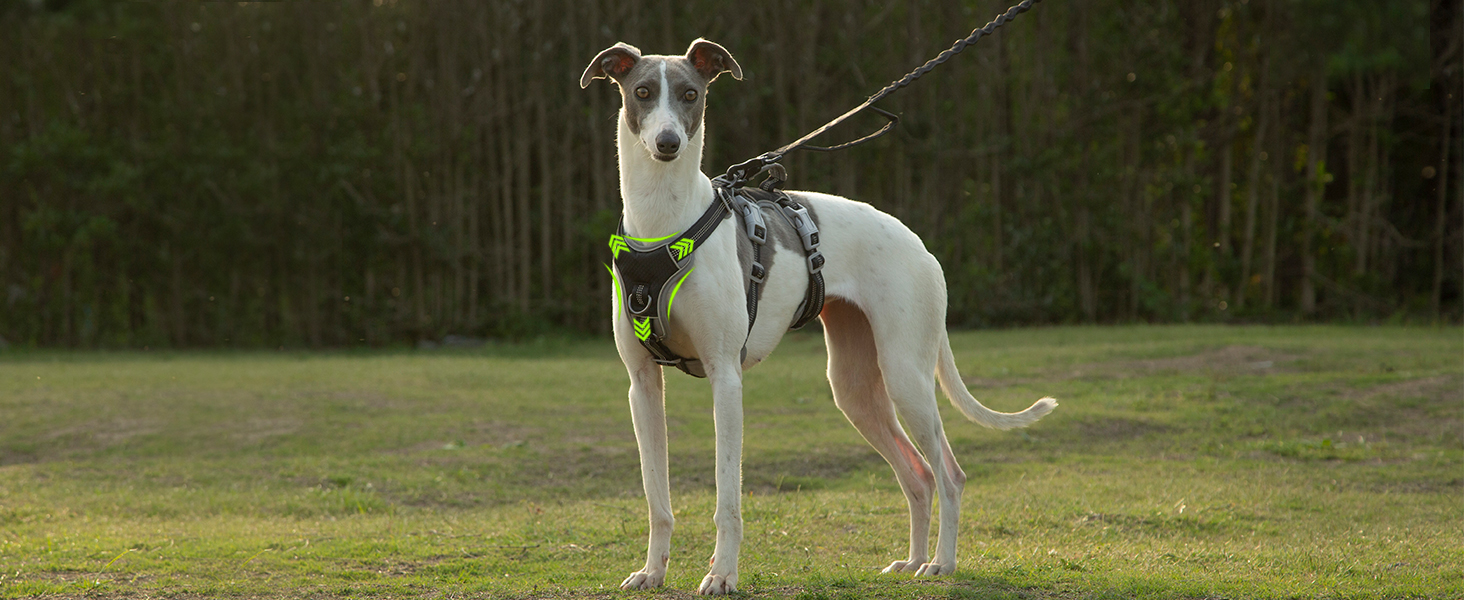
[685, 38, 742, 83]
[580, 42, 642, 89]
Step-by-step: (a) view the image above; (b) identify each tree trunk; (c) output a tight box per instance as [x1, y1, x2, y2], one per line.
[537, 84, 553, 313]
[1237, 84, 1270, 310]
[1434, 95, 1453, 318]
[516, 110, 532, 314]
[1301, 60, 1328, 315]
[1210, 126, 1235, 307]
[1262, 92, 1281, 309]
[496, 68, 515, 307]
[1345, 73, 1365, 315]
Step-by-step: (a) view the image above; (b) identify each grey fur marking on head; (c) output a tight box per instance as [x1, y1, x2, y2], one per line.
[615, 58, 709, 138]
[582, 41, 743, 142]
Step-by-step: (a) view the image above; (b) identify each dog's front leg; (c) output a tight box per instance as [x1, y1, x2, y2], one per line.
[621, 356, 673, 591]
[698, 362, 743, 595]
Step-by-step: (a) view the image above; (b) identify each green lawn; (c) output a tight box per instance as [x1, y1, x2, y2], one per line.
[1, 326, 1460, 599]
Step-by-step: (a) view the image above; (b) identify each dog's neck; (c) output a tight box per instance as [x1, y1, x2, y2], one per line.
[617, 110, 713, 239]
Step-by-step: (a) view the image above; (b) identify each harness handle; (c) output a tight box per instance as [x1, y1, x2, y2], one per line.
[796, 106, 900, 153]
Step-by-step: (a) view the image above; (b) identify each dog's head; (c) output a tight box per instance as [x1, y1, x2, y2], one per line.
[580, 39, 742, 163]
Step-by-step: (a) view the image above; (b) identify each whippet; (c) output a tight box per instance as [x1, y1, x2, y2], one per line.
[581, 39, 1056, 595]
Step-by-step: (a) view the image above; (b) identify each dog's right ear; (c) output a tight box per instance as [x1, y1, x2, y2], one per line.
[580, 42, 642, 89]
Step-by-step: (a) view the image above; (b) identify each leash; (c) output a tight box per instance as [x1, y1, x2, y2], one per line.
[714, 0, 1042, 190]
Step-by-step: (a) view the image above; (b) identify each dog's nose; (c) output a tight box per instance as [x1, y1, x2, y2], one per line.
[655, 131, 680, 156]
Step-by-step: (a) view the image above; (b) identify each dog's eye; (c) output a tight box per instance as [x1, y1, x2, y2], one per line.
[635, 86, 650, 99]
[683, 89, 698, 102]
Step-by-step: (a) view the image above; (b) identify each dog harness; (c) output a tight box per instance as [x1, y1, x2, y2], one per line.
[608, 185, 825, 378]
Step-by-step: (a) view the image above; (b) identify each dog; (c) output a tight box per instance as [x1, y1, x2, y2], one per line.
[580, 39, 1056, 595]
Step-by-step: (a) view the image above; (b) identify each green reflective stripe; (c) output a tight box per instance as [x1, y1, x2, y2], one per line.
[632, 317, 652, 341]
[626, 232, 677, 243]
[667, 267, 694, 316]
[604, 264, 621, 309]
[671, 238, 695, 260]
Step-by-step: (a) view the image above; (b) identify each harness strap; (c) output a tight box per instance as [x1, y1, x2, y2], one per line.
[728, 187, 826, 337]
[771, 193, 825, 330]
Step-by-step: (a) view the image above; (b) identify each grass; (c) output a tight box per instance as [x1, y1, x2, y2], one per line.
[0, 325, 1460, 599]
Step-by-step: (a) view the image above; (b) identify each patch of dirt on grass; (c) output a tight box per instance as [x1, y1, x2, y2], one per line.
[1348, 374, 1461, 403]
[1075, 510, 1247, 535]
[1077, 417, 1171, 440]
[229, 417, 303, 443]
[324, 389, 400, 410]
[42, 417, 163, 449]
[394, 420, 541, 454]
[0, 447, 38, 465]
[742, 446, 885, 494]
[964, 345, 1300, 388]
[1360, 476, 1464, 494]
[1334, 374, 1463, 441]
[1096, 345, 1300, 377]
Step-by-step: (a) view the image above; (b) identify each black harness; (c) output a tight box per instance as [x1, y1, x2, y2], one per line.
[608, 182, 825, 378]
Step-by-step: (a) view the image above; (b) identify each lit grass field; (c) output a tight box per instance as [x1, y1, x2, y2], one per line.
[1, 326, 1460, 599]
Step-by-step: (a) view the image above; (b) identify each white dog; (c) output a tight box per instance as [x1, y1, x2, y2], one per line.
[581, 39, 1056, 596]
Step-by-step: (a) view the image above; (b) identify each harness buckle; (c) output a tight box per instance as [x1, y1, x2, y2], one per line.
[779, 202, 821, 253]
[749, 262, 767, 284]
[807, 250, 825, 274]
[737, 197, 768, 245]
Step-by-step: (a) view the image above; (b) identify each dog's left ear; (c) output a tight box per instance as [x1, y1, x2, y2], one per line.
[686, 38, 742, 83]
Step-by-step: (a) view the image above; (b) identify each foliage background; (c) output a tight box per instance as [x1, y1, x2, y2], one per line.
[0, 0, 1458, 348]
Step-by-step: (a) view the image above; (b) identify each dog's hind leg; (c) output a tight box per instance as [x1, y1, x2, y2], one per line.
[859, 293, 967, 577]
[821, 297, 938, 573]
[879, 354, 967, 576]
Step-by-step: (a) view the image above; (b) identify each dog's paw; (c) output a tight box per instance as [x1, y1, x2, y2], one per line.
[881, 559, 925, 574]
[620, 569, 665, 590]
[697, 573, 737, 595]
[913, 561, 956, 576]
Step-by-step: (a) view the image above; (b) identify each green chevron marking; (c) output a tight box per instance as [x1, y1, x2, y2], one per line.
[633, 317, 652, 341]
[608, 234, 629, 259]
[671, 238, 695, 260]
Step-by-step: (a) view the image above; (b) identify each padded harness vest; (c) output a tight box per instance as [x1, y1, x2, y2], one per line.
[608, 185, 825, 378]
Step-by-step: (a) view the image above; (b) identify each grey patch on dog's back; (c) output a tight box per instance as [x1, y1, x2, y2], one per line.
[764, 204, 802, 275]
[734, 219, 757, 295]
[734, 207, 775, 305]
[733, 197, 819, 313]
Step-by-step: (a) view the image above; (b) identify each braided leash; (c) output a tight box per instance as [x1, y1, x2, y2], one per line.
[718, 0, 1042, 187]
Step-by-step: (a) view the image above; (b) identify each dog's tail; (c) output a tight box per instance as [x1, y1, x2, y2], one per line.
[935, 332, 1057, 430]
